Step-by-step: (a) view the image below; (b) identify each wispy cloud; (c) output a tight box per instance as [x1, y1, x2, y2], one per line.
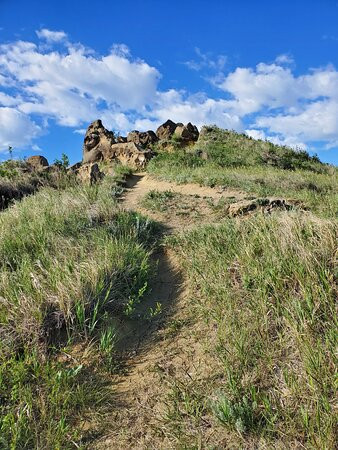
[184, 47, 227, 72]
[36, 28, 68, 42]
[275, 53, 294, 64]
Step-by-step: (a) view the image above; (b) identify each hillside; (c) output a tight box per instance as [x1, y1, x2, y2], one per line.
[0, 122, 337, 449]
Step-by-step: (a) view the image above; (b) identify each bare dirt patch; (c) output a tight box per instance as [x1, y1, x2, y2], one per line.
[122, 173, 245, 231]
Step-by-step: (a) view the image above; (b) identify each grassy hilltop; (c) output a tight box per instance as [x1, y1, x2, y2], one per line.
[148, 126, 337, 218]
[0, 127, 337, 449]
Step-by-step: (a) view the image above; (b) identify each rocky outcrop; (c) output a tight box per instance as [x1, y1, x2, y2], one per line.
[83, 120, 116, 164]
[156, 120, 178, 140]
[155, 120, 199, 143]
[110, 142, 153, 169]
[174, 122, 199, 142]
[127, 130, 158, 148]
[26, 155, 49, 170]
[81, 119, 199, 170]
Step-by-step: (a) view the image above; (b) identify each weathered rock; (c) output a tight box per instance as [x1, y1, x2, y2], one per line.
[174, 122, 199, 142]
[110, 142, 153, 169]
[76, 163, 104, 184]
[117, 135, 127, 143]
[127, 130, 158, 148]
[67, 162, 82, 173]
[228, 197, 297, 217]
[26, 155, 49, 169]
[83, 120, 116, 164]
[156, 119, 177, 140]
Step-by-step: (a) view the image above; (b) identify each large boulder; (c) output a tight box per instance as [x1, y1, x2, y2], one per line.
[127, 130, 158, 148]
[174, 122, 199, 142]
[156, 120, 178, 140]
[83, 120, 116, 164]
[26, 155, 49, 170]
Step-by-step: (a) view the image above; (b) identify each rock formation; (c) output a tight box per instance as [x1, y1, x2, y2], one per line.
[80, 118, 199, 172]
[127, 130, 158, 148]
[156, 120, 178, 140]
[83, 120, 116, 164]
[26, 155, 49, 170]
[174, 122, 199, 142]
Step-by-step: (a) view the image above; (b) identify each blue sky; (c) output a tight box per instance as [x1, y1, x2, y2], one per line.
[0, 0, 338, 165]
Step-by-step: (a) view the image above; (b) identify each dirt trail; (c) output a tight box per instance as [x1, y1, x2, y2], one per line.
[94, 174, 239, 448]
[123, 173, 244, 208]
[122, 173, 245, 232]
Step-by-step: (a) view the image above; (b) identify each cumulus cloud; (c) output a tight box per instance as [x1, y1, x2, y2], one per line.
[216, 62, 338, 148]
[0, 107, 41, 150]
[0, 29, 337, 153]
[0, 32, 243, 145]
[255, 99, 338, 142]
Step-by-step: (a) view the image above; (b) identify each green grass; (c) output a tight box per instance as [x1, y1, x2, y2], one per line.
[0, 158, 78, 210]
[148, 127, 337, 218]
[196, 126, 327, 173]
[141, 189, 177, 212]
[0, 175, 158, 448]
[166, 213, 337, 447]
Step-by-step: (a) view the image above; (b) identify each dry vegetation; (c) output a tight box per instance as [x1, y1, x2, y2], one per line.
[0, 169, 159, 448]
[0, 127, 337, 449]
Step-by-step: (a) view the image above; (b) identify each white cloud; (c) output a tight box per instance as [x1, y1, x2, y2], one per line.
[0, 92, 21, 106]
[184, 47, 227, 72]
[245, 129, 267, 141]
[0, 107, 41, 150]
[245, 128, 306, 150]
[215, 62, 338, 148]
[73, 128, 87, 135]
[275, 54, 294, 65]
[153, 90, 242, 130]
[256, 99, 338, 142]
[36, 28, 67, 42]
[0, 39, 161, 119]
[0, 31, 337, 153]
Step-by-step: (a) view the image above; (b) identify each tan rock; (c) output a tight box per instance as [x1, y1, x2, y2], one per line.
[174, 122, 199, 141]
[83, 120, 116, 163]
[76, 163, 104, 184]
[156, 119, 177, 140]
[127, 130, 158, 148]
[109, 142, 153, 169]
[26, 155, 49, 169]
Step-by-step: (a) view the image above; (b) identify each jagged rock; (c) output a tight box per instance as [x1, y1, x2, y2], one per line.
[127, 130, 158, 148]
[83, 120, 116, 164]
[26, 155, 49, 169]
[110, 142, 153, 169]
[174, 122, 199, 142]
[156, 120, 177, 140]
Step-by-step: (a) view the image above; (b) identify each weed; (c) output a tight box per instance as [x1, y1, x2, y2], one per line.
[142, 189, 177, 212]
